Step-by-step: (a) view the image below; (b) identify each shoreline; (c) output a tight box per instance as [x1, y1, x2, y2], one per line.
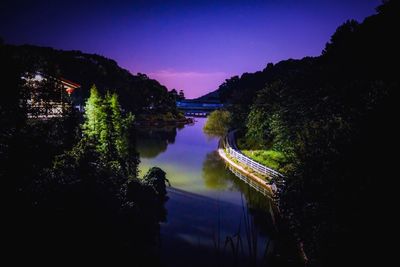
[217, 148, 275, 195]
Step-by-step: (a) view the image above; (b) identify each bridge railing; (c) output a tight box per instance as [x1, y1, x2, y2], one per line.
[224, 135, 284, 179]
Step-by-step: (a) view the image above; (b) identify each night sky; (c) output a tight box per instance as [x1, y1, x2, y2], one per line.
[1, 0, 380, 98]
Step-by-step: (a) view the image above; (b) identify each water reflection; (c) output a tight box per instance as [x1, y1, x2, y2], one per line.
[228, 175, 277, 236]
[136, 126, 178, 158]
[202, 151, 230, 190]
[136, 118, 277, 266]
[202, 151, 276, 235]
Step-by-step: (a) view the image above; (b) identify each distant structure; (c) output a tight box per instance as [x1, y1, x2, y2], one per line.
[60, 78, 81, 96]
[23, 73, 81, 119]
[176, 100, 224, 117]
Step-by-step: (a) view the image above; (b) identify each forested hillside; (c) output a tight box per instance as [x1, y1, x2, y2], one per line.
[202, 1, 399, 266]
[2, 44, 180, 116]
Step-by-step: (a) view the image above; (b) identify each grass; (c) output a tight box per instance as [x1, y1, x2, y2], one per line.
[241, 149, 286, 172]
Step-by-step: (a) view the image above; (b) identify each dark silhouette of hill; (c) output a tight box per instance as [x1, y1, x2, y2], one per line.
[199, 0, 398, 116]
[2, 44, 179, 116]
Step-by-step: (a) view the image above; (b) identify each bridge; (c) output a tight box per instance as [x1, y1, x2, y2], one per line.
[177, 101, 224, 117]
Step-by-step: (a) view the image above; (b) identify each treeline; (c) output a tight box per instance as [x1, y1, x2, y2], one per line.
[206, 1, 399, 266]
[1, 43, 181, 117]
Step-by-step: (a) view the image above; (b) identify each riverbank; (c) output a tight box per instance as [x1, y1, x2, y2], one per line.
[218, 148, 275, 196]
[218, 131, 285, 194]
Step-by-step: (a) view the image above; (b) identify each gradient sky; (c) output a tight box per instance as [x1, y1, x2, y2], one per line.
[1, 0, 380, 98]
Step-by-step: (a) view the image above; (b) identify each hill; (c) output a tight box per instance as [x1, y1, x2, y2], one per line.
[1, 44, 180, 117]
[199, 1, 399, 266]
[199, 0, 399, 125]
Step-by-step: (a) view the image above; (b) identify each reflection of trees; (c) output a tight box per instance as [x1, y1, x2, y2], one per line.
[233, 179, 276, 235]
[230, 174, 272, 212]
[202, 151, 276, 235]
[202, 151, 230, 190]
[202, 151, 272, 210]
[135, 126, 178, 158]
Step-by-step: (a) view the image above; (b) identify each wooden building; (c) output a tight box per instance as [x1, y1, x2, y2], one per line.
[24, 73, 81, 119]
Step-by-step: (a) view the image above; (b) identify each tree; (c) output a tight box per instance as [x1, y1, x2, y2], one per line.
[109, 93, 123, 152]
[170, 89, 178, 100]
[98, 92, 114, 157]
[322, 20, 359, 56]
[245, 81, 286, 149]
[82, 86, 121, 156]
[82, 85, 104, 139]
[143, 167, 170, 202]
[178, 90, 185, 100]
[81, 86, 138, 175]
[108, 92, 137, 175]
[245, 108, 270, 148]
[203, 110, 232, 136]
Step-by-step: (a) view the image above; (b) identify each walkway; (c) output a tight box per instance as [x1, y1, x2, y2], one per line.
[218, 130, 285, 195]
[218, 147, 274, 196]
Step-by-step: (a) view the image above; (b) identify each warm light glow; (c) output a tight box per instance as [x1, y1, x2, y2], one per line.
[66, 87, 74, 95]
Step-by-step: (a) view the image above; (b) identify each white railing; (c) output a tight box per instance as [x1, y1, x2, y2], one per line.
[224, 135, 284, 179]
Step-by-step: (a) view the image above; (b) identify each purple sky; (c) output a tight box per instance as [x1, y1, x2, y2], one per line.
[1, 0, 380, 98]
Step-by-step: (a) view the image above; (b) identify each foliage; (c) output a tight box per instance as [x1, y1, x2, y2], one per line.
[244, 108, 269, 148]
[202, 1, 399, 266]
[1, 44, 169, 261]
[244, 81, 296, 155]
[81, 85, 137, 175]
[143, 167, 170, 202]
[203, 110, 232, 136]
[241, 149, 287, 173]
[135, 126, 178, 159]
[170, 89, 185, 101]
[82, 85, 103, 138]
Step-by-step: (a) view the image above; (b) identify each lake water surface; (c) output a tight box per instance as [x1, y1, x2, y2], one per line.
[137, 117, 276, 266]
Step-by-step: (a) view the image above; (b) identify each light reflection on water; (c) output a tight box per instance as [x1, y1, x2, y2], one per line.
[136, 117, 275, 266]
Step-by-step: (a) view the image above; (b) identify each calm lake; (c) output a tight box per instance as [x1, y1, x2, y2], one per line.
[137, 117, 277, 267]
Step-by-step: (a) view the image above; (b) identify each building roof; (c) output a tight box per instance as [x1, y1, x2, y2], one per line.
[60, 78, 81, 89]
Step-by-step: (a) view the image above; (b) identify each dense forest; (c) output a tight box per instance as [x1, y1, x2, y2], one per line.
[203, 1, 398, 266]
